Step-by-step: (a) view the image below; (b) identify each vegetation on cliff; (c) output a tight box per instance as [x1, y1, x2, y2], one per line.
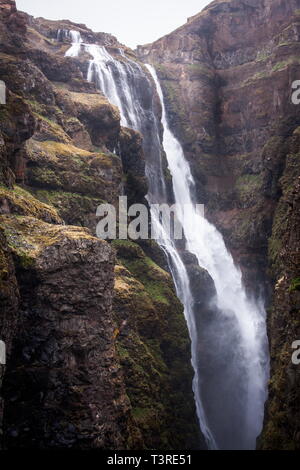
[0, 0, 201, 450]
[113, 240, 202, 449]
[1, 0, 300, 450]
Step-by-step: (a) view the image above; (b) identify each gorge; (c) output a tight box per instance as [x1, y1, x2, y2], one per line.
[0, 0, 300, 451]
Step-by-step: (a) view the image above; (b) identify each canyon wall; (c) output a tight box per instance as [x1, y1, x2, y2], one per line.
[138, 0, 300, 449]
[0, 0, 202, 449]
[0, 0, 299, 450]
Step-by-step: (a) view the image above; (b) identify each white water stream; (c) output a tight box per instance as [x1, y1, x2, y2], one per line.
[65, 32, 269, 450]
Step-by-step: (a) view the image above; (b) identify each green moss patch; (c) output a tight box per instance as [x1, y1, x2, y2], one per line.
[235, 173, 264, 207]
[0, 185, 62, 224]
[0, 215, 96, 270]
[32, 189, 105, 229]
[113, 240, 171, 306]
[112, 239, 200, 448]
[25, 139, 122, 201]
[290, 277, 300, 292]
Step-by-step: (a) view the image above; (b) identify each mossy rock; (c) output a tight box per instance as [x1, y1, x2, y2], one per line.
[32, 112, 72, 144]
[113, 240, 172, 306]
[0, 185, 62, 224]
[0, 236, 10, 284]
[31, 189, 105, 232]
[267, 137, 300, 276]
[234, 173, 264, 207]
[0, 57, 56, 106]
[112, 240, 145, 260]
[57, 88, 121, 148]
[113, 241, 202, 449]
[0, 215, 99, 270]
[68, 90, 112, 109]
[25, 139, 122, 202]
[290, 277, 300, 292]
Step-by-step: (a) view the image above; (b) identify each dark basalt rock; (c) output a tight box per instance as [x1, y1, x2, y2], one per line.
[119, 127, 148, 206]
[0, 229, 19, 448]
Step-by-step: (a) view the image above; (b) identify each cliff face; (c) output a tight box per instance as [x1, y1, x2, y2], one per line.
[1, 0, 300, 450]
[0, 0, 201, 449]
[259, 135, 300, 449]
[1, 217, 136, 449]
[138, 0, 300, 449]
[138, 0, 300, 288]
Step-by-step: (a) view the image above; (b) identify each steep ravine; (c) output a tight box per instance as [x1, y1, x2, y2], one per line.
[138, 0, 300, 449]
[0, 0, 299, 450]
[62, 29, 269, 449]
[0, 0, 201, 449]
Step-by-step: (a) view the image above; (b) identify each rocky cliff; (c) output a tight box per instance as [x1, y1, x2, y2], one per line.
[1, 0, 300, 450]
[138, 0, 300, 449]
[0, 0, 202, 449]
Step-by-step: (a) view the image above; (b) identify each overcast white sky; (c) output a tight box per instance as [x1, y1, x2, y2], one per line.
[16, 0, 212, 48]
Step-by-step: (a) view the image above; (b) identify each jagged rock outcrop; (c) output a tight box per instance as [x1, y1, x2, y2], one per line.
[138, 0, 300, 449]
[0, 216, 138, 449]
[0, 0, 201, 449]
[113, 241, 203, 449]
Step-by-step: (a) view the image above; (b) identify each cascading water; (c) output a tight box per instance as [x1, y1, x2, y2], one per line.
[145, 66, 269, 450]
[65, 34, 166, 194]
[64, 30, 83, 57]
[64, 32, 269, 450]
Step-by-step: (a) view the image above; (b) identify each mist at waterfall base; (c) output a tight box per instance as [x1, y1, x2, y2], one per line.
[65, 33, 269, 450]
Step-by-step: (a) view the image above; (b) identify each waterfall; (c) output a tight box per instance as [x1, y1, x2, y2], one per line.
[145, 65, 269, 450]
[65, 30, 83, 57]
[64, 32, 269, 450]
[86, 44, 139, 128]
